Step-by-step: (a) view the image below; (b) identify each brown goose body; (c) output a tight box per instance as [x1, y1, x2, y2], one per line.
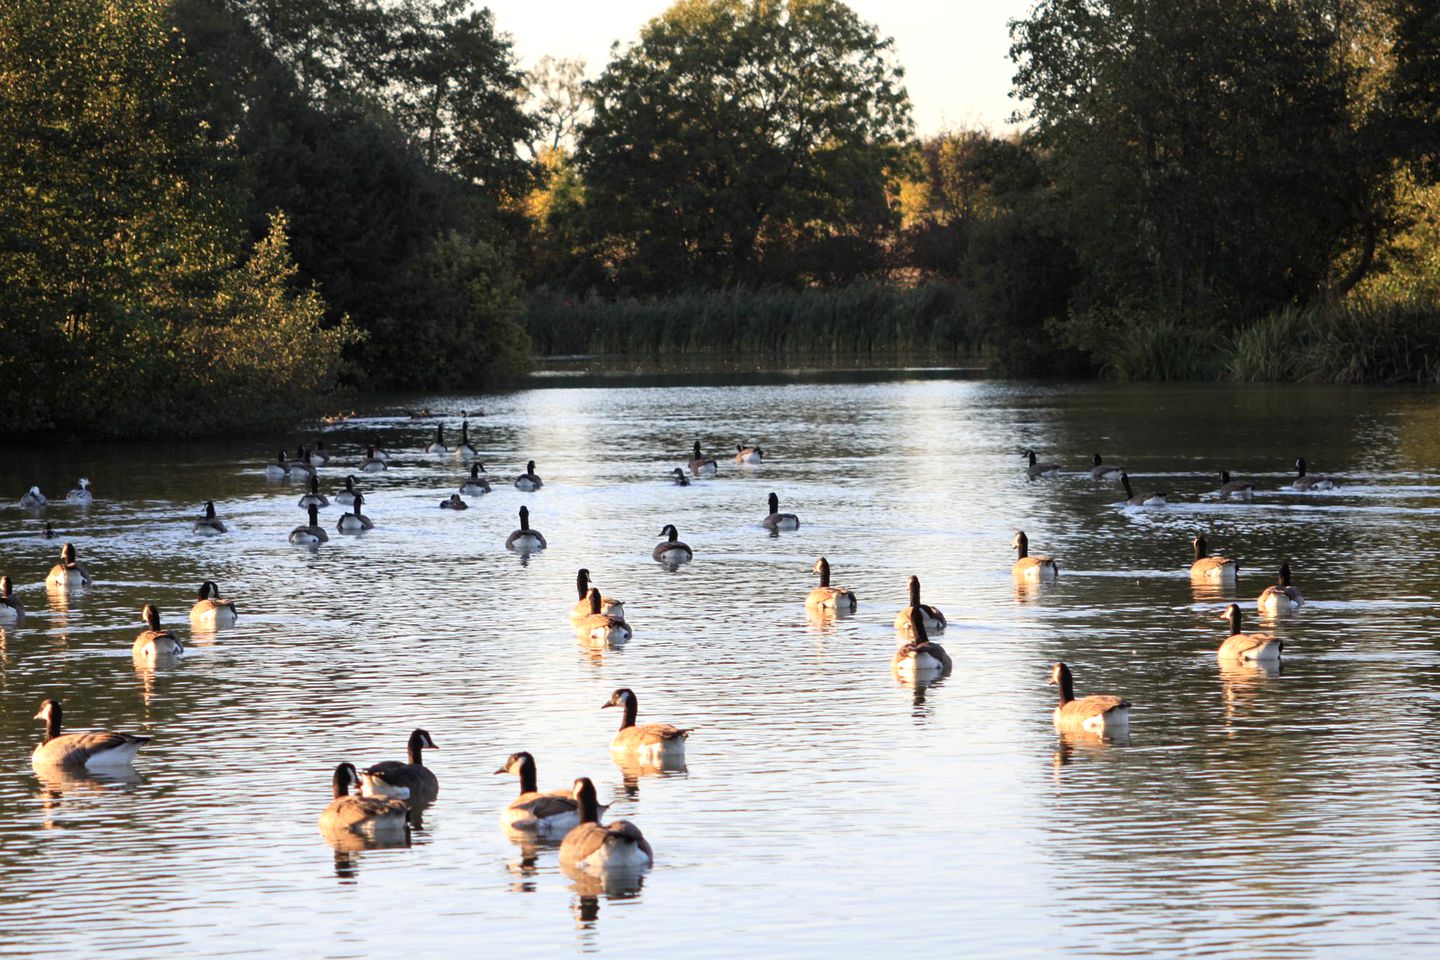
[0, 575, 25, 622]
[319, 763, 409, 833]
[31, 699, 149, 771]
[1011, 531, 1058, 582]
[1089, 454, 1124, 481]
[133, 604, 183, 658]
[1218, 470, 1255, 501]
[506, 506, 547, 551]
[569, 569, 626, 620]
[653, 524, 693, 564]
[1257, 563, 1305, 616]
[1217, 604, 1282, 662]
[735, 443, 763, 465]
[496, 752, 595, 836]
[688, 441, 718, 477]
[559, 777, 654, 871]
[190, 581, 238, 627]
[1189, 534, 1237, 583]
[892, 607, 953, 676]
[806, 557, 857, 614]
[361, 729, 440, 805]
[575, 588, 633, 644]
[1049, 663, 1129, 735]
[604, 688, 688, 759]
[1024, 449, 1061, 480]
[45, 543, 92, 590]
[894, 575, 946, 635]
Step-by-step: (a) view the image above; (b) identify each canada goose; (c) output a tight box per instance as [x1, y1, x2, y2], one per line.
[369, 437, 391, 462]
[336, 475, 361, 506]
[1257, 562, 1304, 616]
[298, 475, 329, 508]
[1089, 454, 1123, 481]
[1219, 470, 1255, 501]
[575, 588, 633, 644]
[291, 446, 317, 480]
[41, 521, 56, 539]
[1023, 450, 1061, 480]
[360, 729, 439, 804]
[514, 460, 543, 491]
[571, 569, 626, 620]
[653, 524, 692, 564]
[190, 581, 238, 627]
[319, 762, 409, 834]
[1120, 472, 1166, 506]
[289, 504, 329, 545]
[892, 607, 953, 676]
[894, 575, 945, 635]
[1190, 533, 1237, 584]
[807, 557, 857, 614]
[506, 506, 546, 551]
[735, 443, 763, 465]
[495, 752, 592, 836]
[336, 492, 373, 533]
[265, 450, 290, 479]
[560, 777, 654, 871]
[19, 485, 47, 508]
[440, 493, 468, 510]
[1048, 662, 1130, 736]
[603, 688, 688, 759]
[455, 421, 478, 458]
[32, 699, 149, 770]
[310, 440, 331, 465]
[761, 492, 799, 531]
[0, 575, 25, 623]
[1011, 531, 1059, 582]
[460, 463, 491, 495]
[359, 446, 387, 472]
[425, 425, 448, 455]
[65, 478, 93, 504]
[688, 441, 718, 477]
[1217, 603, 1283, 662]
[670, 467, 690, 486]
[192, 500, 227, 536]
[1292, 457, 1336, 491]
[45, 542, 92, 590]
[133, 604, 184, 658]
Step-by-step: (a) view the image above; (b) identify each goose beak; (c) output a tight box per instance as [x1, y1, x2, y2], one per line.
[601, 701, 615, 709]
[492, 767, 507, 775]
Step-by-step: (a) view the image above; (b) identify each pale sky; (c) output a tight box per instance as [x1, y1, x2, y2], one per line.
[485, 0, 1033, 135]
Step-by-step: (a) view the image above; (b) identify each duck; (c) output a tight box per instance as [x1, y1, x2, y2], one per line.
[496, 752, 592, 836]
[559, 777, 654, 871]
[440, 494, 468, 510]
[1011, 531, 1059, 582]
[360, 728, 440, 805]
[65, 478, 93, 504]
[298, 475, 329, 509]
[603, 688, 688, 760]
[133, 604, 184, 659]
[514, 460, 543, 491]
[571, 569, 625, 620]
[310, 440, 332, 465]
[892, 607, 953, 677]
[735, 443, 763, 465]
[1219, 470, 1255, 501]
[44, 542, 92, 590]
[192, 500, 227, 535]
[1089, 454, 1123, 481]
[806, 557, 857, 614]
[19, 485, 47, 508]
[455, 421, 478, 458]
[670, 467, 690, 486]
[1023, 450, 1060, 480]
[1189, 533, 1237, 584]
[1292, 457, 1336, 491]
[0, 575, 25, 623]
[1217, 603, 1283, 662]
[575, 588, 633, 644]
[289, 504, 329, 545]
[336, 492, 373, 533]
[32, 699, 149, 771]
[761, 492, 800, 530]
[894, 575, 945, 635]
[460, 463, 491, 495]
[506, 506, 546, 551]
[290, 446, 317, 480]
[336, 475, 361, 506]
[653, 524, 693, 564]
[318, 762, 409, 834]
[1257, 562, 1304, 616]
[1119, 472, 1166, 506]
[190, 581, 238, 627]
[688, 441, 718, 477]
[1048, 662, 1130, 736]
[359, 446, 387, 472]
[425, 425, 448, 455]
[265, 450, 290, 479]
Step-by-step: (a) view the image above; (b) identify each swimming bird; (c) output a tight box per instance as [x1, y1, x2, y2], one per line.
[359, 446, 387, 472]
[806, 557, 857, 614]
[1011, 531, 1059, 582]
[290, 446, 317, 480]
[688, 441, 718, 477]
[65, 478, 93, 505]
[440, 494, 468, 510]
[670, 467, 690, 486]
[455, 421, 478, 458]
[514, 460, 543, 491]
[1023, 450, 1060, 480]
[192, 500, 227, 536]
[368, 438, 391, 463]
[19, 485, 47, 508]
[1089, 454, 1123, 480]
[575, 588, 633, 644]
[1257, 562, 1304, 616]
[761, 492, 799, 530]
[0, 575, 25, 623]
[1217, 603, 1283, 662]
[425, 425, 448, 455]
[460, 463, 491, 495]
[1120, 472, 1166, 506]
[298, 476, 329, 509]
[289, 504, 329, 545]
[265, 450, 290, 480]
[1292, 457, 1336, 491]
[336, 475, 361, 506]
[506, 506, 546, 551]
[735, 443, 763, 465]
[1219, 470, 1255, 501]
[319, 762, 409, 834]
[560, 777, 654, 871]
[571, 569, 625, 620]
[133, 604, 184, 659]
[360, 729, 440, 805]
[1190, 533, 1237, 584]
[603, 688, 688, 760]
[41, 521, 56, 539]
[892, 607, 953, 677]
[310, 440, 331, 465]
[32, 699, 149, 771]
[1048, 662, 1130, 736]
[44, 543, 92, 590]
[894, 575, 945, 635]
[496, 752, 592, 836]
[336, 492, 374, 533]
[653, 524, 692, 564]
[190, 581, 238, 627]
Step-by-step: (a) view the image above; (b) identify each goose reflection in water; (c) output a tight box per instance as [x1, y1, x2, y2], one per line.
[611, 755, 688, 796]
[1190, 580, 1238, 604]
[504, 839, 543, 893]
[566, 868, 646, 930]
[1052, 728, 1132, 775]
[1219, 658, 1283, 729]
[34, 767, 142, 830]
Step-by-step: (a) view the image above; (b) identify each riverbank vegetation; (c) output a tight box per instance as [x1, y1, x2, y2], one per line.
[3, 0, 1438, 435]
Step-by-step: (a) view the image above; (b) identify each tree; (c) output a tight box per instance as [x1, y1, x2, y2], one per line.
[525, 56, 589, 157]
[577, 0, 913, 290]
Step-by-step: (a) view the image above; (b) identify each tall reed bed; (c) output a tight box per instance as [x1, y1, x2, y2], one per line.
[1229, 299, 1440, 384]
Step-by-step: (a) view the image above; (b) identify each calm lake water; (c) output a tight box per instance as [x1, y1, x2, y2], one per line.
[2, 367, 1439, 958]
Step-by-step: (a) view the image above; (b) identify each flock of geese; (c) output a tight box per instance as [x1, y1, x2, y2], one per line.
[2, 427, 1339, 880]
